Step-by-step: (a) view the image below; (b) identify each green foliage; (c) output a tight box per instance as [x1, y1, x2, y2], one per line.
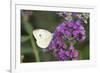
[21, 36, 30, 43]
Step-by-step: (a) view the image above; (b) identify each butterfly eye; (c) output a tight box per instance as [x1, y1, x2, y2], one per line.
[39, 34, 42, 37]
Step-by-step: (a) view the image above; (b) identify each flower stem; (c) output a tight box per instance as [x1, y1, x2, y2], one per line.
[22, 15, 40, 62]
[30, 36, 40, 62]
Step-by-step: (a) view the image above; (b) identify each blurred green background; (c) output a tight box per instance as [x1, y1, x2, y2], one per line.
[21, 10, 89, 63]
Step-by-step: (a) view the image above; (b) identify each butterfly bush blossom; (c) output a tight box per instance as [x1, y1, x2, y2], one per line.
[48, 12, 87, 60]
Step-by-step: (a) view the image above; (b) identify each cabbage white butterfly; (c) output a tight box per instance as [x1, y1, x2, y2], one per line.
[33, 29, 53, 48]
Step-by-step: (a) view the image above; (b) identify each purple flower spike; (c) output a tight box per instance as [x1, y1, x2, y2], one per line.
[66, 21, 74, 27]
[69, 49, 79, 60]
[64, 30, 71, 37]
[48, 12, 86, 61]
[65, 51, 69, 56]
[72, 12, 78, 16]
[73, 30, 80, 37]
[57, 12, 67, 17]
[69, 44, 74, 50]
[75, 20, 81, 26]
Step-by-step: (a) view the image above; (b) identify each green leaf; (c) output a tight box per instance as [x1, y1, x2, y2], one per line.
[30, 37, 40, 62]
[77, 45, 89, 60]
[24, 22, 33, 35]
[81, 45, 90, 59]
[22, 16, 33, 35]
[21, 36, 30, 43]
[21, 40, 33, 54]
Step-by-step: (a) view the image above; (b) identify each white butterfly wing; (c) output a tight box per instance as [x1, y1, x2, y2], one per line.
[33, 29, 53, 48]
